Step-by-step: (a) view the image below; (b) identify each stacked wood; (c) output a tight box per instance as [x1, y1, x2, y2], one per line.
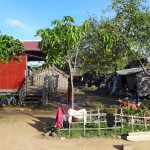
[127, 132, 150, 141]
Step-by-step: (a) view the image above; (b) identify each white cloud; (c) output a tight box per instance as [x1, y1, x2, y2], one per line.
[6, 18, 28, 30]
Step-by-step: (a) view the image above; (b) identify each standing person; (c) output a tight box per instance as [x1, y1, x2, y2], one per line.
[83, 73, 89, 87]
[110, 75, 122, 95]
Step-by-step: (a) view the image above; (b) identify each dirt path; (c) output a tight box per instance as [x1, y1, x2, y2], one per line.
[0, 108, 150, 150]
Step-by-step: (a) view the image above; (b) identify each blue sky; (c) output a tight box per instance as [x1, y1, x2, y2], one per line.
[0, 0, 149, 40]
[0, 0, 114, 40]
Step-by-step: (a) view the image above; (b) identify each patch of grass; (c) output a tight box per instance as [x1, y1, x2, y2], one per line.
[122, 124, 149, 134]
[85, 130, 99, 138]
[59, 122, 120, 138]
[58, 120, 150, 138]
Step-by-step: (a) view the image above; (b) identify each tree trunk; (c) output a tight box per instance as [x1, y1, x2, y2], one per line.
[125, 40, 150, 77]
[52, 65, 54, 76]
[138, 59, 150, 77]
[68, 61, 75, 109]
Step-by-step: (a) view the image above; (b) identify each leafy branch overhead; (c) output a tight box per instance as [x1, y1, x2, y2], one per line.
[0, 31, 24, 63]
[111, 0, 150, 56]
[79, 0, 150, 74]
[36, 16, 89, 68]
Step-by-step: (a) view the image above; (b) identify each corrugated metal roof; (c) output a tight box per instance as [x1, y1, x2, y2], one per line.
[116, 67, 150, 75]
[22, 41, 40, 51]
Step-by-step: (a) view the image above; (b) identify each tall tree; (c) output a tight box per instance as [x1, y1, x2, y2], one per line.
[110, 0, 150, 72]
[0, 31, 24, 62]
[36, 16, 89, 109]
[79, 0, 150, 76]
[81, 0, 150, 72]
[79, 16, 126, 75]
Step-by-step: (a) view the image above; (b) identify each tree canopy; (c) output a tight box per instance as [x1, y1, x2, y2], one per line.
[110, 0, 150, 75]
[0, 32, 24, 106]
[79, 16, 128, 74]
[0, 31, 24, 63]
[35, 0, 150, 78]
[111, 0, 150, 57]
[78, 0, 150, 75]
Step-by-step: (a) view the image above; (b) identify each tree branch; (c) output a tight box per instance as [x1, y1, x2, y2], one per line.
[138, 58, 150, 77]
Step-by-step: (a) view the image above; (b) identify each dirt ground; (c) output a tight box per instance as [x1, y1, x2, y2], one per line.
[0, 87, 150, 150]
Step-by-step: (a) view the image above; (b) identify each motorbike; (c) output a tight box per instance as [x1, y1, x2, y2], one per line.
[0, 95, 18, 106]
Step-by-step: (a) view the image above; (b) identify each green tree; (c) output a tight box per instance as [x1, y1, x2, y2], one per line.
[0, 31, 24, 62]
[81, 0, 150, 75]
[36, 16, 89, 108]
[78, 0, 150, 78]
[79, 16, 127, 75]
[78, 17, 103, 74]
[110, 0, 150, 74]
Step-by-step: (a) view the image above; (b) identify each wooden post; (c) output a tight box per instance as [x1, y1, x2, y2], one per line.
[121, 108, 123, 134]
[114, 107, 117, 136]
[90, 109, 92, 122]
[101, 105, 103, 113]
[83, 111, 86, 137]
[131, 116, 134, 132]
[69, 120, 71, 138]
[98, 108, 100, 136]
[144, 113, 147, 131]
[58, 128, 60, 137]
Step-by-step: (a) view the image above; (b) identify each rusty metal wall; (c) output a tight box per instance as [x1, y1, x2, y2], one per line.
[0, 56, 27, 91]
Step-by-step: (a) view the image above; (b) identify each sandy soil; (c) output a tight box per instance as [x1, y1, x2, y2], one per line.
[0, 107, 150, 150]
[0, 88, 150, 150]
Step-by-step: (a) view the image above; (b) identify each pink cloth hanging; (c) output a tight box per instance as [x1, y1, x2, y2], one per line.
[54, 107, 64, 128]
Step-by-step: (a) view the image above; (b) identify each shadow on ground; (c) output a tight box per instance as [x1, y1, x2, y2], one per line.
[113, 145, 123, 150]
[20, 111, 55, 133]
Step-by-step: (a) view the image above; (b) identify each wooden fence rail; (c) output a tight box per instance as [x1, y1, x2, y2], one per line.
[58, 108, 150, 138]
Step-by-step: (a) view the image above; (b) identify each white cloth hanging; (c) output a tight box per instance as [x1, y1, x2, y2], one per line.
[68, 108, 87, 125]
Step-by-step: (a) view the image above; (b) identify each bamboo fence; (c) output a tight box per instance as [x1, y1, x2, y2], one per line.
[58, 108, 150, 137]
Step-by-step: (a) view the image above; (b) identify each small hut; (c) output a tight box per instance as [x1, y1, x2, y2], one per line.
[116, 67, 150, 99]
